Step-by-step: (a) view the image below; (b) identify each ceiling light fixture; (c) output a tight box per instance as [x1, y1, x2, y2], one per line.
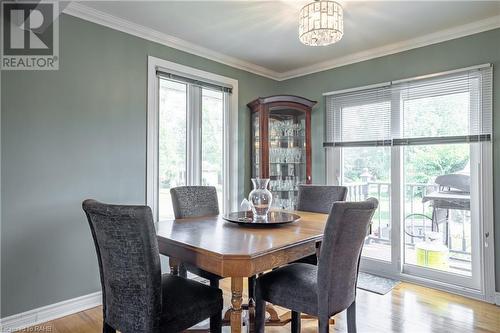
[299, 0, 344, 46]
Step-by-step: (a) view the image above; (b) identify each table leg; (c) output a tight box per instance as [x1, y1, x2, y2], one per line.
[230, 277, 243, 333]
[169, 257, 180, 276]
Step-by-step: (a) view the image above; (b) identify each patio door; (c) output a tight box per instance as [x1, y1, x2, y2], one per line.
[338, 145, 397, 275]
[325, 65, 493, 296]
[401, 143, 481, 290]
[397, 70, 487, 290]
[325, 84, 400, 275]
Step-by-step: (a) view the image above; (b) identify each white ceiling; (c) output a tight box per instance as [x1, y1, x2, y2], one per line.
[68, 1, 500, 80]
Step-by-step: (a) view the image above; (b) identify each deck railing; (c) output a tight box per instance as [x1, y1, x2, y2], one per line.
[345, 181, 471, 260]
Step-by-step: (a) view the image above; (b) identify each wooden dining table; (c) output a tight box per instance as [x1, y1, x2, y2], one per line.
[156, 210, 328, 333]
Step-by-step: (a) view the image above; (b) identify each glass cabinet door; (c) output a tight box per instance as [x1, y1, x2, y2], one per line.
[249, 96, 315, 211]
[252, 111, 260, 179]
[267, 108, 307, 210]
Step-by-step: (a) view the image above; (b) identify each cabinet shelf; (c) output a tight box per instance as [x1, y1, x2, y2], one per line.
[269, 162, 305, 165]
[270, 175, 301, 179]
[255, 136, 306, 141]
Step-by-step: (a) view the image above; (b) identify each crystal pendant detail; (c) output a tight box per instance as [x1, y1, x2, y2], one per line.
[299, 0, 344, 46]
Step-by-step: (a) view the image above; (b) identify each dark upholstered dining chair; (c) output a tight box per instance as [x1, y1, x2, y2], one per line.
[170, 186, 223, 286]
[170, 186, 258, 310]
[295, 184, 348, 265]
[296, 184, 348, 214]
[82, 199, 223, 333]
[171, 186, 221, 219]
[255, 198, 379, 333]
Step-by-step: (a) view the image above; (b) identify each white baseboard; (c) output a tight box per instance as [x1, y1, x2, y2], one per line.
[0, 292, 102, 332]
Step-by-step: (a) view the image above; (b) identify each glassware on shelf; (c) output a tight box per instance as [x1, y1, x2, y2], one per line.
[270, 148, 303, 163]
[273, 196, 297, 210]
[269, 176, 300, 192]
[269, 121, 305, 138]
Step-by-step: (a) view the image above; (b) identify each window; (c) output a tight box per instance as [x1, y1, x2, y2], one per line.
[201, 88, 224, 204]
[324, 65, 493, 295]
[158, 79, 187, 219]
[147, 56, 238, 220]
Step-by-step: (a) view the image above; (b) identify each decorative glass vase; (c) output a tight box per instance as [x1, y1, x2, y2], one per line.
[248, 178, 273, 220]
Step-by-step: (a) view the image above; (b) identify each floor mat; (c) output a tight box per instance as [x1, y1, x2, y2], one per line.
[357, 272, 400, 295]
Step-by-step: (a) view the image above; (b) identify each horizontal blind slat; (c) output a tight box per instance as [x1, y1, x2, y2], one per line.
[324, 66, 492, 148]
[157, 70, 233, 93]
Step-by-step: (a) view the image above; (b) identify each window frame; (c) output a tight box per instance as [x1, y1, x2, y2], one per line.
[147, 56, 239, 220]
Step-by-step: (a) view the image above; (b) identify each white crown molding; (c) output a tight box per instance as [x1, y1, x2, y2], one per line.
[62, 2, 281, 80]
[63, 3, 500, 82]
[279, 14, 500, 80]
[0, 292, 102, 332]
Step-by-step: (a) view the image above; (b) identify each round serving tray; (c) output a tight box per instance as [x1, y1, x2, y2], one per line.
[223, 211, 301, 226]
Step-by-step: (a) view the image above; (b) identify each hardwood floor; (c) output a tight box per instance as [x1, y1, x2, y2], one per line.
[16, 280, 500, 333]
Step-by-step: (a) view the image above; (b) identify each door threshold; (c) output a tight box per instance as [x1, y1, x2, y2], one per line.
[398, 273, 490, 303]
[360, 267, 491, 303]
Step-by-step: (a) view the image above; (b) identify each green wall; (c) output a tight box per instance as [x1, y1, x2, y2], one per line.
[1, 13, 500, 318]
[279, 28, 500, 289]
[0, 14, 279, 317]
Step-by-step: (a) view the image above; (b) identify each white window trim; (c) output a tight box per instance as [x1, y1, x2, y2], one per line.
[324, 65, 496, 303]
[147, 55, 239, 220]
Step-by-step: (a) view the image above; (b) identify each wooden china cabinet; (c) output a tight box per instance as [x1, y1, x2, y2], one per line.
[248, 95, 316, 210]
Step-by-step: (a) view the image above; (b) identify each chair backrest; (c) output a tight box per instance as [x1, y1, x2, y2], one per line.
[82, 200, 161, 333]
[435, 173, 470, 193]
[296, 185, 348, 214]
[317, 198, 378, 317]
[170, 186, 219, 219]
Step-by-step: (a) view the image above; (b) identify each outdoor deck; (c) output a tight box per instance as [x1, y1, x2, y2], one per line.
[363, 240, 472, 276]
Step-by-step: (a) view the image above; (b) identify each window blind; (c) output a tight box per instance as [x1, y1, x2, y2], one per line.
[156, 70, 233, 94]
[324, 65, 492, 148]
[325, 85, 392, 147]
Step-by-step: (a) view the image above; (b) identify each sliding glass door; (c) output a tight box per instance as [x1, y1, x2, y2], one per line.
[326, 65, 492, 293]
[398, 73, 483, 289]
[402, 143, 480, 289]
[342, 147, 392, 262]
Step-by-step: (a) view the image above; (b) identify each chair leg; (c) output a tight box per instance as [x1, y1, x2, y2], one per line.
[210, 278, 219, 289]
[208, 276, 221, 333]
[178, 263, 187, 278]
[248, 276, 256, 299]
[291, 311, 301, 333]
[210, 311, 222, 333]
[103, 322, 116, 333]
[255, 291, 266, 333]
[318, 315, 329, 333]
[347, 301, 357, 333]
